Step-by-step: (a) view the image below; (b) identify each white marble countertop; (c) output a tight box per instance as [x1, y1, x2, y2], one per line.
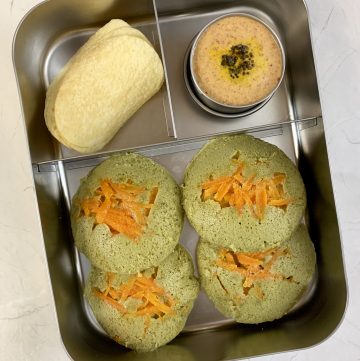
[0, 0, 359, 360]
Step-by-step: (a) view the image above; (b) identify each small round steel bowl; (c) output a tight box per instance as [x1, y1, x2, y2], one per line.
[184, 43, 271, 119]
[189, 13, 286, 115]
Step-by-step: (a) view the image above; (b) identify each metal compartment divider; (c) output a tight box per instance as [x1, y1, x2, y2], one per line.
[33, 116, 319, 172]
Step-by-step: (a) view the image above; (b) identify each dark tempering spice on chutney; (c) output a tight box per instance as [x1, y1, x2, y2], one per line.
[221, 44, 255, 79]
[192, 15, 283, 106]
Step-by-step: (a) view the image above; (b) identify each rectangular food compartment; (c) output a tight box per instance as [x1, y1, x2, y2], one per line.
[155, 0, 322, 140]
[13, 0, 174, 163]
[13, 0, 346, 360]
[63, 126, 310, 336]
[157, 4, 290, 139]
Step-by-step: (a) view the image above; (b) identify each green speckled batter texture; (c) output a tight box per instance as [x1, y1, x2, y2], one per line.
[120, 345, 196, 361]
[182, 135, 306, 251]
[71, 153, 183, 273]
[85, 245, 200, 352]
[197, 224, 316, 324]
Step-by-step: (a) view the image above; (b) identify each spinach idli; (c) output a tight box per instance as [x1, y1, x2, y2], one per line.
[197, 225, 316, 324]
[71, 153, 183, 274]
[85, 245, 200, 352]
[44, 19, 164, 153]
[182, 134, 306, 251]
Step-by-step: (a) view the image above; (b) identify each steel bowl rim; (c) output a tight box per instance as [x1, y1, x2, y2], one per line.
[189, 12, 286, 111]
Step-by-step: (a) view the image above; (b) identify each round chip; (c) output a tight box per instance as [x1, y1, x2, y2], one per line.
[71, 153, 183, 273]
[85, 245, 200, 352]
[182, 134, 306, 251]
[44, 19, 164, 153]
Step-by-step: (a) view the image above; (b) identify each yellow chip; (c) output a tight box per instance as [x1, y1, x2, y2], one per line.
[44, 20, 164, 153]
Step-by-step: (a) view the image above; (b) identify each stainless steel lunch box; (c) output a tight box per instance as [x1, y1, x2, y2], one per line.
[12, 0, 346, 360]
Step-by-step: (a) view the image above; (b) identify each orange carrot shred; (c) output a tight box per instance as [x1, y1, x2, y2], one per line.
[200, 159, 292, 220]
[255, 182, 267, 220]
[214, 180, 232, 202]
[236, 254, 263, 267]
[95, 198, 111, 224]
[202, 186, 220, 201]
[80, 179, 158, 241]
[268, 199, 293, 206]
[216, 248, 289, 298]
[242, 175, 255, 192]
[94, 289, 127, 313]
[94, 271, 175, 334]
[202, 176, 233, 189]
[100, 179, 114, 198]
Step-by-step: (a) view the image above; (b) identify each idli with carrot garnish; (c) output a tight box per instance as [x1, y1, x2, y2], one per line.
[197, 224, 316, 324]
[85, 245, 200, 352]
[70, 152, 183, 274]
[182, 134, 306, 251]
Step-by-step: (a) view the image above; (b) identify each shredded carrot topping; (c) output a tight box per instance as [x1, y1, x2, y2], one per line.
[201, 161, 293, 220]
[94, 271, 175, 330]
[216, 248, 290, 295]
[80, 179, 158, 241]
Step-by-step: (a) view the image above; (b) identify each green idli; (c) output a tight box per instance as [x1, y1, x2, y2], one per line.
[85, 245, 200, 352]
[121, 345, 195, 361]
[197, 224, 316, 324]
[182, 134, 306, 251]
[71, 153, 183, 274]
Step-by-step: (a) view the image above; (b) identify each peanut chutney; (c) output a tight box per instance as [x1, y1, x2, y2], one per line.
[192, 15, 283, 106]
